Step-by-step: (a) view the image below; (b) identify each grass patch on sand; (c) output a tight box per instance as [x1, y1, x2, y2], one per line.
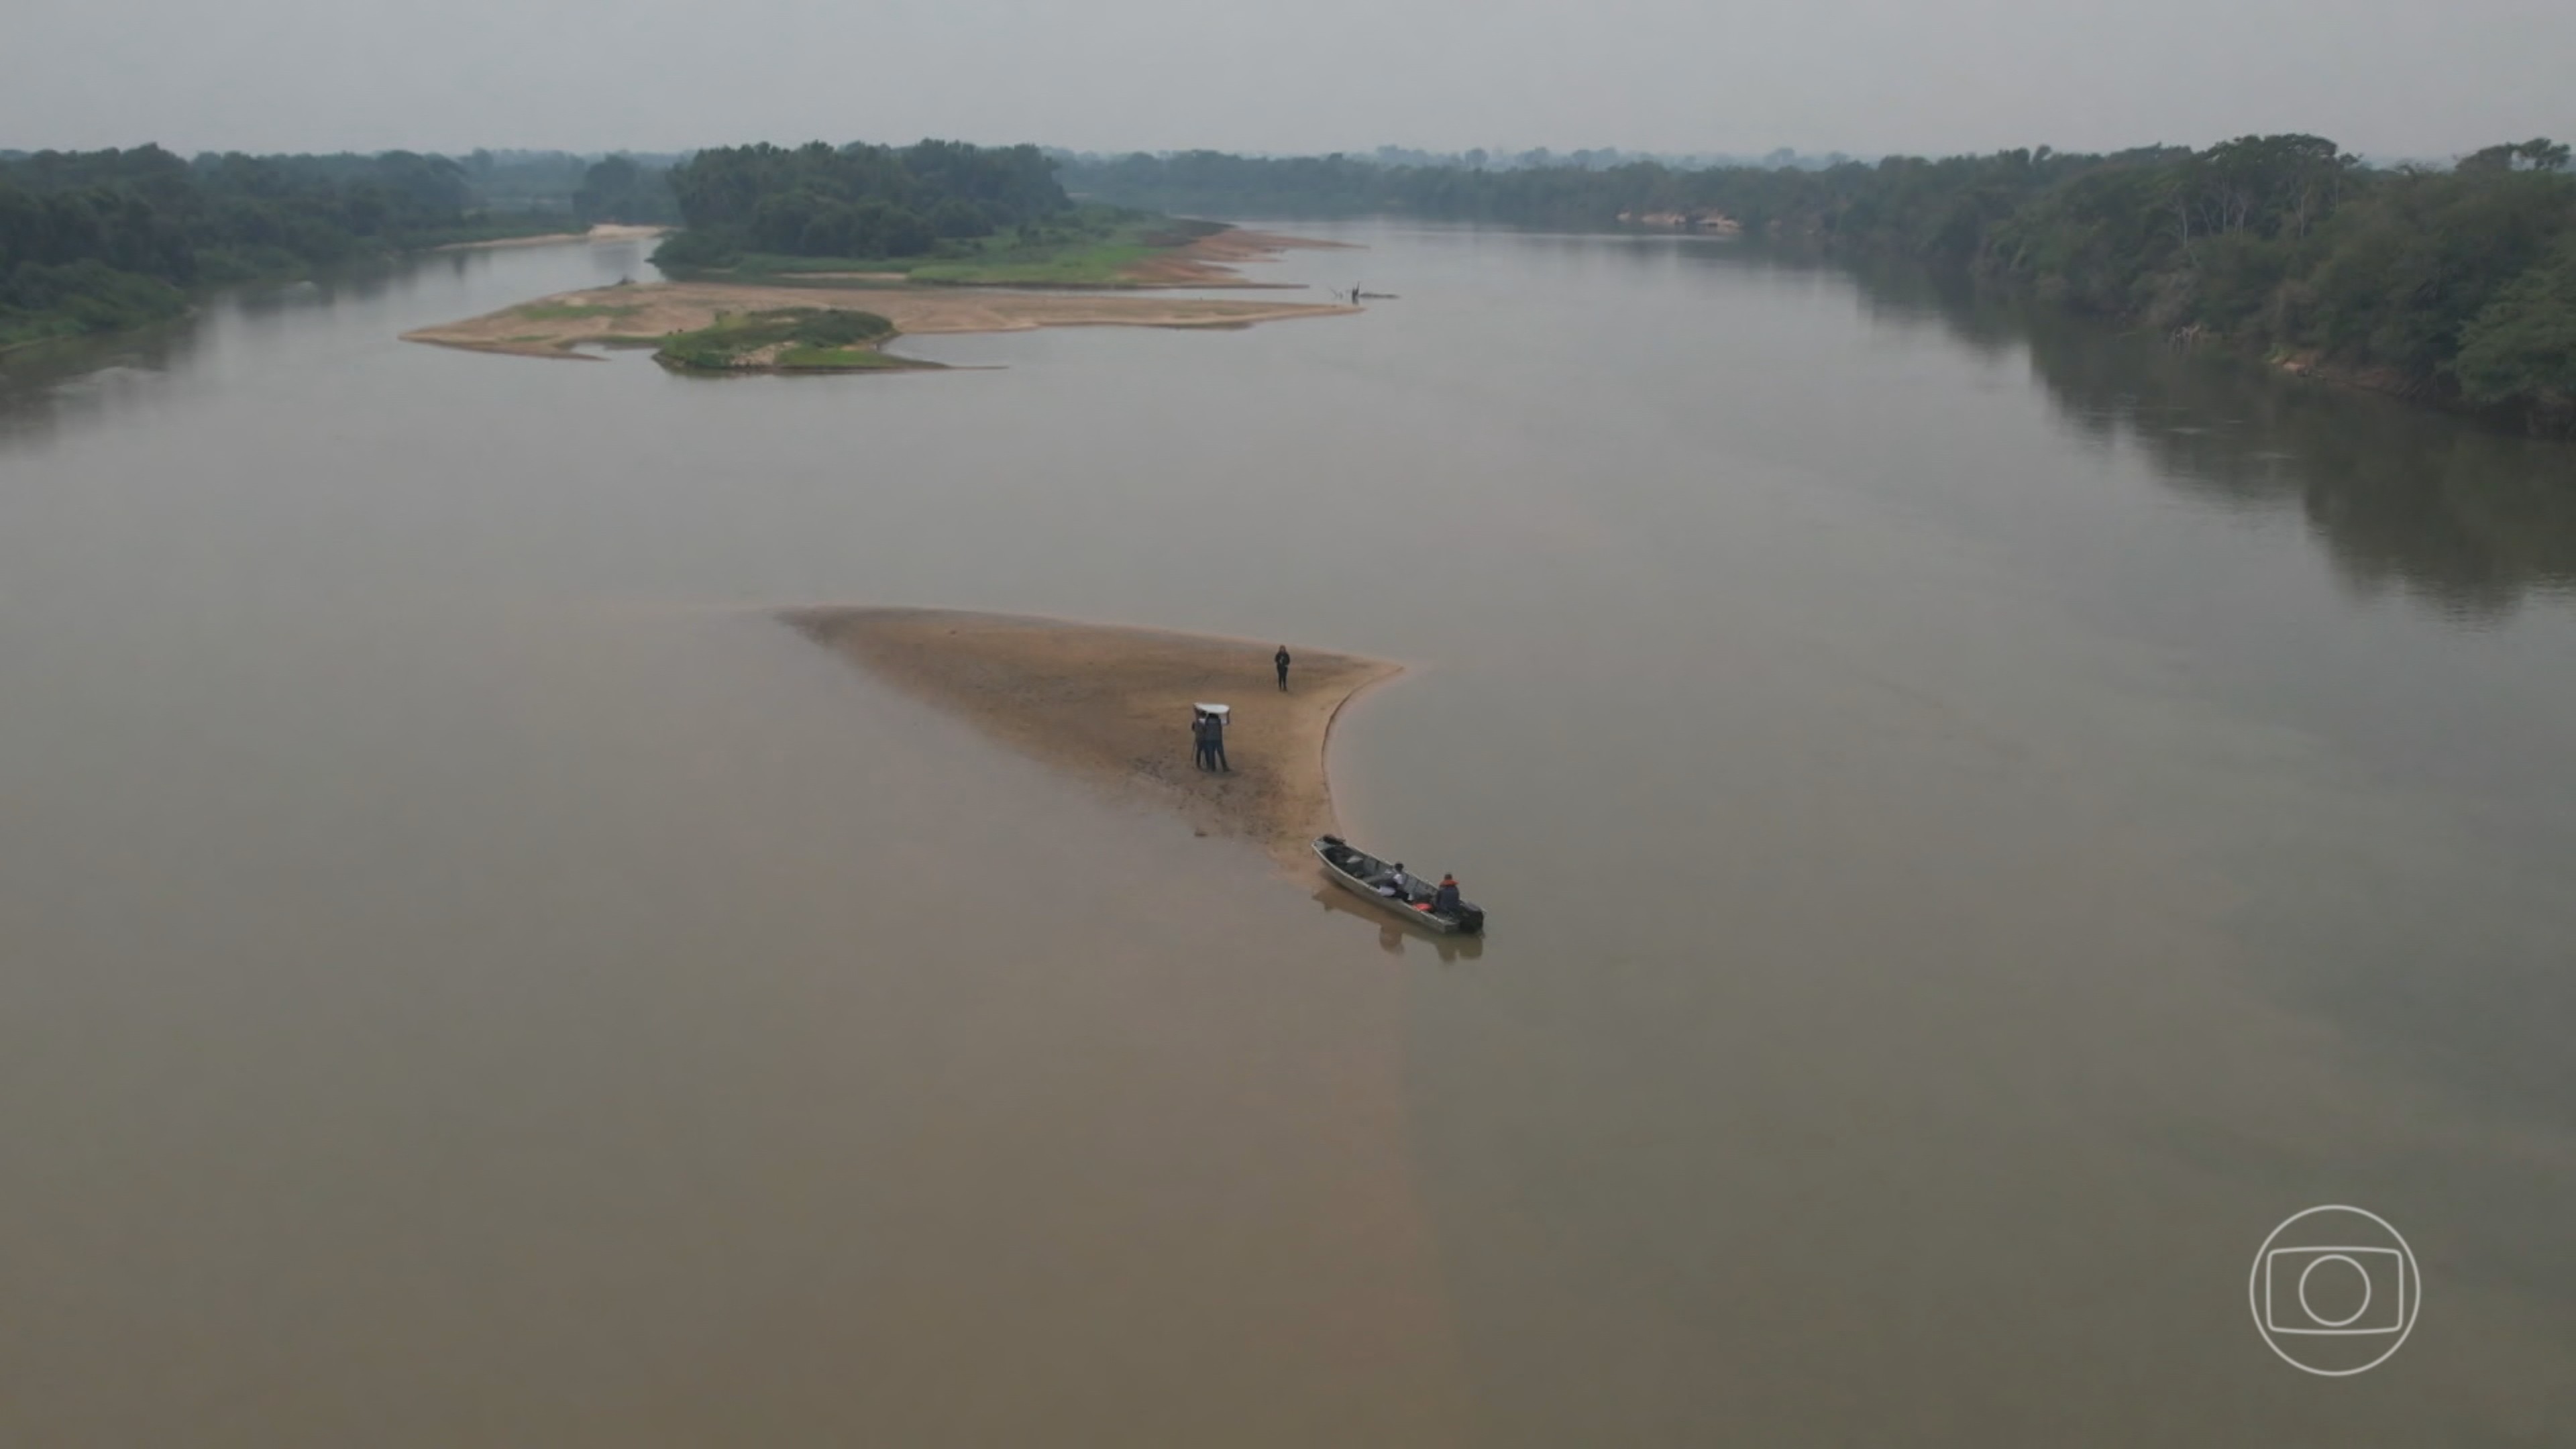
[660, 206, 1226, 289]
[679, 256, 917, 290]
[910, 241, 1157, 286]
[515, 302, 643, 321]
[655, 307, 930, 373]
[775, 345, 914, 369]
[907, 215, 1227, 285]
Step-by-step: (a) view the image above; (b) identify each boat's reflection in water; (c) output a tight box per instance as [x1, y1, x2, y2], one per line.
[1308, 884, 1486, 963]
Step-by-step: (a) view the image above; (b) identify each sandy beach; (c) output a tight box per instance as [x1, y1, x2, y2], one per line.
[404, 282, 1357, 359]
[784, 608, 1401, 863]
[1120, 227, 1359, 285]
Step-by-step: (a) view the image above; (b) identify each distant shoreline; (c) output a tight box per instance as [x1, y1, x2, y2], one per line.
[430, 223, 669, 252]
[2, 223, 671, 368]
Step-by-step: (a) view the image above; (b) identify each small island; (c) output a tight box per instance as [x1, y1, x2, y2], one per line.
[652, 307, 929, 374]
[647, 141, 1349, 289]
[400, 139, 1360, 366]
[783, 608, 1401, 863]
[404, 283, 1355, 361]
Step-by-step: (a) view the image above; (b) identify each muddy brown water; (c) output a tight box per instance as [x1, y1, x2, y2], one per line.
[2, 227, 2571, 1445]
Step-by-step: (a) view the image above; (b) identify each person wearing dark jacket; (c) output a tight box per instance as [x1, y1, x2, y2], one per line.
[1275, 645, 1292, 691]
[1434, 874, 1462, 914]
[1207, 710, 1230, 771]
[1191, 712, 1215, 771]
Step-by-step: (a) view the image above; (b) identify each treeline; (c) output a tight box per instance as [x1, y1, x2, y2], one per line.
[1065, 140, 2576, 428]
[572, 156, 680, 227]
[462, 149, 684, 219]
[653, 140, 1068, 268]
[1, 146, 677, 348]
[1049, 143, 1843, 178]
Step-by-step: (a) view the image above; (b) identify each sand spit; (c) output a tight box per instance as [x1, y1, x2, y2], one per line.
[784, 608, 1401, 863]
[403, 282, 1358, 359]
[1120, 227, 1360, 286]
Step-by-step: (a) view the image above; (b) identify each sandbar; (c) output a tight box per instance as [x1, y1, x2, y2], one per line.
[403, 282, 1357, 360]
[784, 608, 1399, 863]
[1120, 227, 1359, 286]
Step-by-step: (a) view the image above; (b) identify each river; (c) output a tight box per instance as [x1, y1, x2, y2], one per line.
[2, 225, 2570, 1445]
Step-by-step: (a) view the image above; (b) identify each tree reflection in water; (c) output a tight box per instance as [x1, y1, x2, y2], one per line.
[1845, 254, 2576, 622]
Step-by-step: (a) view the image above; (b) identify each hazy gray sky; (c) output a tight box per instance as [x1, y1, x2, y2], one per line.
[7, 0, 2571, 160]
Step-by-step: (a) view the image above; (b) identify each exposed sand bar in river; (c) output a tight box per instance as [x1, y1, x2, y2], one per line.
[784, 608, 1401, 865]
[404, 283, 1358, 359]
[1120, 226, 1358, 285]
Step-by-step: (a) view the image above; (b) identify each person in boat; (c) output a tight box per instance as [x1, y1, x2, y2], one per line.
[1380, 862, 1410, 898]
[1434, 873, 1462, 915]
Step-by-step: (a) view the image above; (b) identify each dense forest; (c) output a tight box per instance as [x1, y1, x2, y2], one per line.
[0, 146, 677, 347]
[460, 149, 683, 219]
[1065, 139, 2576, 429]
[651, 140, 1070, 269]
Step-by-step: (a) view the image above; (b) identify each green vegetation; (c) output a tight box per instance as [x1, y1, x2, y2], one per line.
[2451, 236, 2576, 415]
[653, 307, 924, 373]
[653, 139, 1068, 274]
[0, 261, 188, 347]
[515, 301, 643, 320]
[1065, 140, 2576, 430]
[645, 140, 1245, 288]
[705, 254, 911, 278]
[646, 139, 1218, 286]
[661, 203, 1193, 288]
[906, 248, 1148, 284]
[462, 149, 681, 218]
[1, 145, 667, 349]
[904, 211, 1226, 284]
[906, 227, 1148, 283]
[571, 155, 681, 226]
[773, 346, 914, 369]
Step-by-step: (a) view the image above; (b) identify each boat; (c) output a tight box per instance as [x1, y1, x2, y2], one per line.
[1312, 835, 1485, 934]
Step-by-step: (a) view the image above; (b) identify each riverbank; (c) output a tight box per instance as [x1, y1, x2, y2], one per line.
[430, 222, 668, 252]
[782, 608, 1400, 863]
[0, 218, 609, 356]
[1110, 227, 1358, 286]
[404, 283, 1357, 360]
[1063, 143, 2576, 431]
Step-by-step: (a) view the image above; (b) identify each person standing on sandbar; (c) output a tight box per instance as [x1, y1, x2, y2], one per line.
[1275, 645, 1292, 692]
